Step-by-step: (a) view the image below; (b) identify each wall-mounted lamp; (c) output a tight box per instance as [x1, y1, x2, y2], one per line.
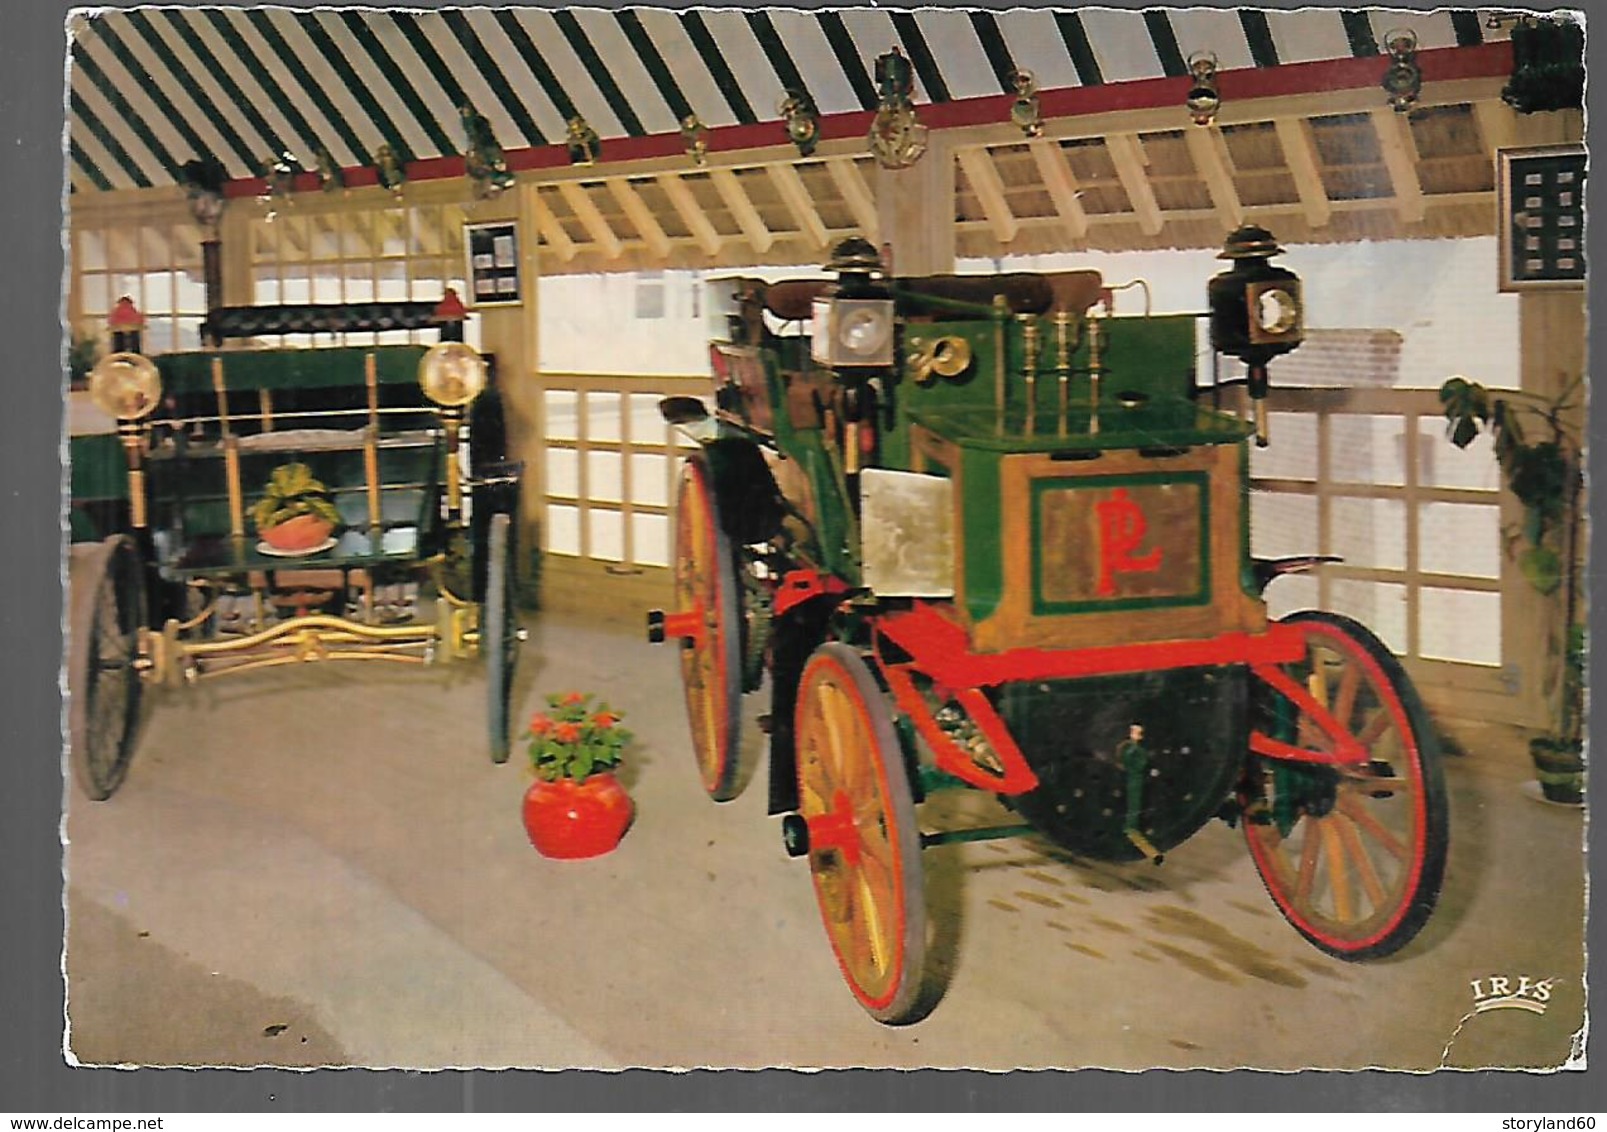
[178, 155, 227, 234]
[1380, 28, 1422, 112]
[375, 143, 408, 198]
[1010, 69, 1043, 138]
[780, 90, 820, 157]
[314, 146, 345, 194]
[680, 114, 709, 166]
[259, 151, 301, 217]
[462, 105, 515, 199]
[870, 47, 928, 170]
[566, 116, 601, 167]
[1186, 51, 1221, 126]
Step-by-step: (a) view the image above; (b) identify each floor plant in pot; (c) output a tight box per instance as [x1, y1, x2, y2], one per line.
[1440, 374, 1585, 805]
[252, 461, 343, 554]
[522, 692, 635, 858]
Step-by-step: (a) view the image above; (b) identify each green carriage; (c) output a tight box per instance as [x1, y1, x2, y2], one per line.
[651, 232, 1448, 1023]
[67, 297, 522, 801]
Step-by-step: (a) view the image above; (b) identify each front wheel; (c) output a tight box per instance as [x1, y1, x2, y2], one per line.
[67, 535, 147, 800]
[1243, 611, 1448, 959]
[483, 512, 518, 763]
[794, 642, 926, 1023]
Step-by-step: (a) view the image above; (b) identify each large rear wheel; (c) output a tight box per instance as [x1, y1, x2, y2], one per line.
[672, 456, 747, 800]
[67, 536, 147, 800]
[794, 642, 926, 1023]
[1244, 612, 1448, 959]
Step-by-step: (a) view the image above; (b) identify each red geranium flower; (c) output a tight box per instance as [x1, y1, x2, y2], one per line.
[561, 691, 587, 706]
[591, 711, 618, 730]
[554, 722, 583, 744]
[529, 712, 554, 736]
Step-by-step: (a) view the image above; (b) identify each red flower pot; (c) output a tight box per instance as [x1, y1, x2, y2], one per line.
[522, 773, 634, 859]
[261, 514, 335, 551]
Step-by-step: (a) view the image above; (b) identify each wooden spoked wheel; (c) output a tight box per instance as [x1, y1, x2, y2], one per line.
[483, 511, 518, 763]
[672, 456, 746, 800]
[795, 642, 926, 1023]
[67, 535, 147, 801]
[1244, 612, 1448, 959]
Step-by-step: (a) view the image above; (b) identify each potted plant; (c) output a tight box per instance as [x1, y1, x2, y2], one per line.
[251, 462, 343, 553]
[522, 692, 635, 858]
[1440, 374, 1585, 804]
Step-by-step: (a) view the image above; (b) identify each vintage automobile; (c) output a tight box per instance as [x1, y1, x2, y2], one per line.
[67, 294, 521, 801]
[650, 229, 1448, 1023]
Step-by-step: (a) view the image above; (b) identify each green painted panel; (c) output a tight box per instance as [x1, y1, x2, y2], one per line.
[959, 446, 1003, 624]
[157, 346, 429, 395]
[69, 433, 127, 502]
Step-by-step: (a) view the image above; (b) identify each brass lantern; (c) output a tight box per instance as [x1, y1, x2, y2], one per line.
[869, 47, 928, 170]
[780, 90, 820, 157]
[418, 341, 488, 408]
[89, 352, 162, 421]
[1381, 28, 1422, 112]
[1186, 51, 1221, 126]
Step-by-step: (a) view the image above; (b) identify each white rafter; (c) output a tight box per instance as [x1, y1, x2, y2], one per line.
[654, 174, 723, 257]
[1184, 126, 1243, 233]
[711, 168, 774, 254]
[1273, 117, 1332, 229]
[767, 163, 830, 250]
[606, 178, 671, 261]
[557, 181, 622, 260]
[957, 147, 1020, 245]
[826, 157, 879, 244]
[1369, 108, 1426, 224]
[530, 189, 576, 263]
[1104, 133, 1164, 237]
[1029, 139, 1090, 242]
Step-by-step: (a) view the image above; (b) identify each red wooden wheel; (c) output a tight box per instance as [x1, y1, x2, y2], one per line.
[1244, 612, 1448, 959]
[672, 456, 748, 800]
[795, 642, 926, 1023]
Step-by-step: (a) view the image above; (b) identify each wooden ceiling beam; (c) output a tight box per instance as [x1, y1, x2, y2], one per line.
[1183, 126, 1243, 234]
[556, 181, 623, 260]
[1370, 108, 1426, 224]
[711, 168, 774, 255]
[654, 174, 722, 257]
[1104, 133, 1164, 237]
[1028, 138, 1089, 243]
[1273, 117, 1332, 230]
[606, 178, 671, 261]
[766, 163, 830, 250]
[826, 157, 880, 244]
[529, 189, 576, 263]
[956, 147, 1020, 245]
[1472, 98, 1519, 153]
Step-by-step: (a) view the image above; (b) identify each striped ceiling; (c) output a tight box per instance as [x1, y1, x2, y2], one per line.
[67, 6, 1508, 194]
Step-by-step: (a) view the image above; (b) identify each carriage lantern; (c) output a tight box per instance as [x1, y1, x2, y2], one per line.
[1208, 224, 1303, 445]
[810, 237, 895, 370]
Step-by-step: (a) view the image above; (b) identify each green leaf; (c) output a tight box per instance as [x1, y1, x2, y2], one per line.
[1519, 546, 1562, 595]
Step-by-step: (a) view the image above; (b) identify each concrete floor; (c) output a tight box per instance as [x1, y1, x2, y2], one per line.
[64, 610, 1587, 1071]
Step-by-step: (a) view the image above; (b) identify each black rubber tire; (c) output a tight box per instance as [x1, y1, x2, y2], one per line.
[67, 536, 147, 801]
[484, 512, 517, 763]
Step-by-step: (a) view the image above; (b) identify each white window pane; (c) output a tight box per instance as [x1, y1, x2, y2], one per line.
[1264, 571, 1318, 622]
[378, 210, 408, 257]
[589, 509, 623, 562]
[343, 266, 375, 303]
[252, 267, 281, 306]
[1330, 497, 1407, 571]
[342, 213, 373, 259]
[171, 223, 203, 266]
[175, 316, 202, 352]
[376, 262, 408, 302]
[1328, 579, 1407, 655]
[546, 503, 580, 556]
[277, 215, 309, 260]
[80, 230, 106, 271]
[1250, 413, 1317, 480]
[545, 448, 579, 499]
[176, 267, 206, 313]
[310, 215, 341, 260]
[108, 229, 139, 270]
[630, 393, 667, 445]
[79, 272, 109, 316]
[633, 512, 670, 567]
[1250, 492, 1318, 560]
[587, 392, 621, 442]
[544, 390, 578, 440]
[312, 266, 342, 303]
[631, 453, 668, 507]
[281, 273, 311, 304]
[1329, 414, 1406, 486]
[140, 225, 171, 267]
[587, 450, 623, 504]
[1419, 588, 1501, 666]
[1417, 420, 1500, 491]
[1420, 502, 1502, 579]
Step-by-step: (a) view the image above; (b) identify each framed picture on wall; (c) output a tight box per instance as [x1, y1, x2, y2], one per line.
[1497, 144, 1587, 291]
[464, 220, 521, 306]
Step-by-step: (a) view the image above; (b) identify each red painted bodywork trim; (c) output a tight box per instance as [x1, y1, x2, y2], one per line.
[223, 42, 1511, 198]
[659, 606, 705, 648]
[774, 569, 854, 619]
